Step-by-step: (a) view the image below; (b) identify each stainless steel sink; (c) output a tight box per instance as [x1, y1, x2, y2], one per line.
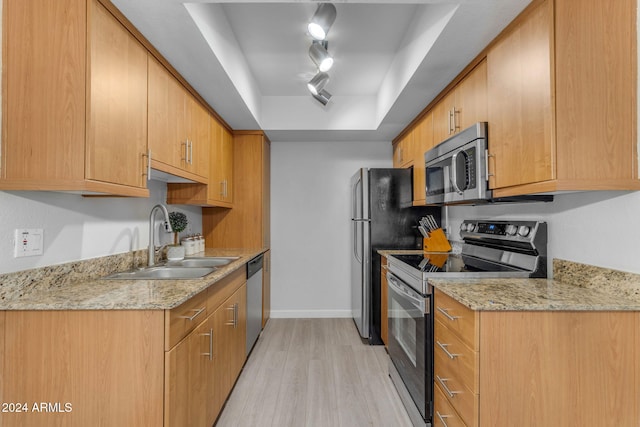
[166, 256, 240, 268]
[103, 266, 215, 280]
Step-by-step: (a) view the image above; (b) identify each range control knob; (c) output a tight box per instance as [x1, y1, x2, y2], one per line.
[466, 223, 476, 232]
[460, 223, 468, 232]
[517, 225, 531, 237]
[505, 224, 518, 236]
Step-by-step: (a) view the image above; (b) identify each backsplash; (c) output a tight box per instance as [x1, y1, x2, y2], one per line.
[0, 250, 148, 302]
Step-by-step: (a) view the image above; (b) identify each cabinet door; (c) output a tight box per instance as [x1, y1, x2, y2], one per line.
[412, 112, 434, 204]
[165, 319, 211, 427]
[207, 117, 233, 205]
[211, 283, 247, 413]
[393, 131, 414, 168]
[186, 96, 210, 179]
[487, 0, 554, 189]
[2, 0, 86, 181]
[86, 0, 147, 188]
[148, 56, 186, 169]
[432, 90, 456, 145]
[455, 59, 487, 131]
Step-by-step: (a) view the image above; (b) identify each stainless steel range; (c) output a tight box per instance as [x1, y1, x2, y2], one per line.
[386, 219, 547, 427]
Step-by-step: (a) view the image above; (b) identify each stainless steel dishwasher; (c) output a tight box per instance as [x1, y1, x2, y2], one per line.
[246, 254, 264, 355]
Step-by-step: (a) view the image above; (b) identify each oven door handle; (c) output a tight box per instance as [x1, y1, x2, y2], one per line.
[387, 273, 425, 311]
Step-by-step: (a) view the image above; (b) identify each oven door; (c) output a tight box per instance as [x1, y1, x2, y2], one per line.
[387, 271, 433, 422]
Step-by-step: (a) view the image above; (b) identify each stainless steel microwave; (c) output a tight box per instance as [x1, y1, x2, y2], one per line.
[424, 122, 491, 204]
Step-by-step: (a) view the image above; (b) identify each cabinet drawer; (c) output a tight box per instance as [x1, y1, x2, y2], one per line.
[165, 289, 208, 350]
[207, 268, 246, 313]
[435, 319, 479, 393]
[434, 351, 478, 427]
[435, 290, 478, 350]
[434, 383, 468, 427]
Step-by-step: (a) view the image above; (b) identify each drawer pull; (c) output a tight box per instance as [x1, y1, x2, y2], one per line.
[178, 307, 205, 321]
[436, 375, 460, 398]
[436, 411, 451, 427]
[437, 306, 461, 321]
[436, 341, 460, 359]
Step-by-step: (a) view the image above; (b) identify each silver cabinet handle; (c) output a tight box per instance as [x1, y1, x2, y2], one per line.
[437, 306, 461, 322]
[224, 180, 228, 197]
[448, 108, 454, 135]
[178, 307, 205, 321]
[452, 108, 459, 132]
[436, 375, 460, 398]
[485, 149, 495, 180]
[234, 303, 238, 329]
[225, 305, 235, 326]
[201, 329, 213, 361]
[144, 149, 152, 181]
[220, 181, 225, 196]
[436, 411, 451, 427]
[189, 140, 193, 165]
[181, 140, 188, 162]
[436, 341, 460, 359]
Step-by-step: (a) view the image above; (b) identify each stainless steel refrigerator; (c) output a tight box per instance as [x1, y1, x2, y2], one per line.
[350, 168, 440, 344]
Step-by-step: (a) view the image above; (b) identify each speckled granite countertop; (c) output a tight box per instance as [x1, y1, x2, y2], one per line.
[378, 251, 640, 311]
[0, 248, 266, 311]
[430, 277, 640, 311]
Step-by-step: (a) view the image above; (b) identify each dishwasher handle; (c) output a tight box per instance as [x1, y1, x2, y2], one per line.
[247, 254, 264, 278]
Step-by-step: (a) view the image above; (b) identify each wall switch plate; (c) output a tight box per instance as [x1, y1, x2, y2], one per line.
[14, 228, 44, 257]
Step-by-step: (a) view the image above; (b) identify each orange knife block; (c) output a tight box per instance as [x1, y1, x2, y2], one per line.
[423, 228, 452, 253]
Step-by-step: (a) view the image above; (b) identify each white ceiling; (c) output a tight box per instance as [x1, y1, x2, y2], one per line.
[111, 0, 532, 142]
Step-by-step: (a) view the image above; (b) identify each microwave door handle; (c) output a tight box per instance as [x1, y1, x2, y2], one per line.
[450, 151, 464, 195]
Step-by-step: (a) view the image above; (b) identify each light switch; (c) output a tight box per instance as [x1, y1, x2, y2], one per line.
[14, 228, 44, 257]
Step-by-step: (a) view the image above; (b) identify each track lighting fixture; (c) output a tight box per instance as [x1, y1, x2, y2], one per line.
[309, 41, 334, 72]
[307, 72, 330, 96]
[312, 89, 332, 106]
[307, 3, 337, 41]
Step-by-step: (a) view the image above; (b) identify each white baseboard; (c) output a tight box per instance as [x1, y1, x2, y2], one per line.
[270, 309, 352, 319]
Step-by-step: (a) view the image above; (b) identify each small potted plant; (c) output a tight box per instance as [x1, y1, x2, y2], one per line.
[167, 211, 188, 261]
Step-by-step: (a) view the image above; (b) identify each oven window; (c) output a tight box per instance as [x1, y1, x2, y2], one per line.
[425, 165, 444, 196]
[390, 294, 418, 367]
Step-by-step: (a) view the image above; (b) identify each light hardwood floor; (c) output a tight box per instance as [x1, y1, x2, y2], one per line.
[215, 318, 413, 427]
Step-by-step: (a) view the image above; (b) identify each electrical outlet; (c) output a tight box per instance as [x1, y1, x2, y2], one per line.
[14, 229, 44, 257]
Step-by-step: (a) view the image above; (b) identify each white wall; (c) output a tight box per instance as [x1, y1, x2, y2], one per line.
[270, 140, 391, 318]
[445, 191, 640, 275]
[0, 181, 202, 274]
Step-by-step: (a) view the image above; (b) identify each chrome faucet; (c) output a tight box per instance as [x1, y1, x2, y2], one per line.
[148, 204, 173, 267]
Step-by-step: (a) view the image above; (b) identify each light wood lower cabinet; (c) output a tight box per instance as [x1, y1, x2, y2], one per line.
[434, 289, 640, 427]
[0, 270, 248, 427]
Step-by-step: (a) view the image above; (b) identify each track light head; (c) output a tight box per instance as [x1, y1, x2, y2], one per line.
[308, 3, 337, 41]
[307, 72, 330, 96]
[312, 88, 332, 106]
[309, 41, 334, 72]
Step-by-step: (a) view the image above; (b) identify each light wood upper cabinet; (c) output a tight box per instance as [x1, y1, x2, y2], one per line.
[1, 0, 148, 196]
[412, 112, 434, 205]
[432, 60, 487, 146]
[393, 129, 414, 168]
[148, 55, 209, 184]
[487, 0, 554, 190]
[487, 0, 639, 196]
[165, 113, 233, 208]
[203, 131, 271, 249]
[87, 0, 148, 189]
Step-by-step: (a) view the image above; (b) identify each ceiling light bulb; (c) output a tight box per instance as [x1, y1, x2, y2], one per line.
[307, 72, 329, 96]
[308, 3, 337, 41]
[309, 42, 334, 72]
